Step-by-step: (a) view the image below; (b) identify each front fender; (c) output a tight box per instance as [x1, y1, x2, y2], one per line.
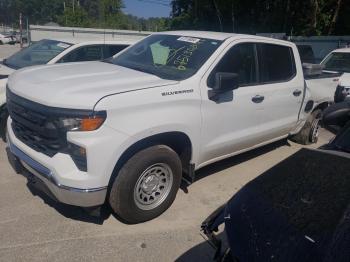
[94, 80, 203, 167]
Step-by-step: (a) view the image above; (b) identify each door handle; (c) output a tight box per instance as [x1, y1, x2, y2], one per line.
[293, 89, 302, 97]
[252, 95, 265, 103]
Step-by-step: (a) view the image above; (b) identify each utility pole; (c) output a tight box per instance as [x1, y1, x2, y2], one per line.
[19, 12, 23, 48]
[72, 0, 75, 13]
[26, 17, 30, 44]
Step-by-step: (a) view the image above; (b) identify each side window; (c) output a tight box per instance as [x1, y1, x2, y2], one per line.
[257, 43, 296, 83]
[59, 45, 103, 63]
[208, 43, 257, 87]
[104, 45, 129, 58]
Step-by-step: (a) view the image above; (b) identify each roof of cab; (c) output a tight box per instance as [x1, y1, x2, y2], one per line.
[156, 30, 294, 46]
[41, 38, 138, 45]
[331, 47, 350, 53]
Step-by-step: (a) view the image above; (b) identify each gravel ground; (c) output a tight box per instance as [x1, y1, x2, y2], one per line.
[0, 44, 336, 262]
[0, 44, 21, 60]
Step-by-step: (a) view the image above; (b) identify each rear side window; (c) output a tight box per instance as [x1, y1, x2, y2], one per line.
[257, 43, 296, 83]
[104, 45, 129, 58]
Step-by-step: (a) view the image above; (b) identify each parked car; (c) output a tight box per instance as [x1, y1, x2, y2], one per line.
[0, 38, 135, 141]
[0, 33, 15, 45]
[10, 31, 29, 43]
[6, 31, 331, 223]
[321, 48, 350, 103]
[322, 47, 350, 75]
[334, 76, 350, 103]
[301, 63, 341, 122]
[202, 101, 350, 262]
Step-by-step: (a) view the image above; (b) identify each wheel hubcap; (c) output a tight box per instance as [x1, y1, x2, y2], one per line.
[134, 163, 173, 210]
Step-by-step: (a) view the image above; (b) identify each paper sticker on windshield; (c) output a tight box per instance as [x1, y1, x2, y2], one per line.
[177, 36, 200, 44]
[57, 43, 70, 49]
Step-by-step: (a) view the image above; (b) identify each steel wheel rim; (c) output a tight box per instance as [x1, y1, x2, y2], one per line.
[310, 117, 321, 143]
[134, 163, 173, 211]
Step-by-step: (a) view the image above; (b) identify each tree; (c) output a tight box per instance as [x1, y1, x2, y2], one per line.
[169, 0, 350, 36]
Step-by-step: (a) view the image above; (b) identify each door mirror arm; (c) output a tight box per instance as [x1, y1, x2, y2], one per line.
[208, 72, 240, 101]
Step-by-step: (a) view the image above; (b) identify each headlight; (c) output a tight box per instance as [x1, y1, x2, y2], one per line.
[56, 111, 107, 132]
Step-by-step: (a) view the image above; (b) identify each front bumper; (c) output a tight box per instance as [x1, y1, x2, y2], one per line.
[7, 135, 107, 207]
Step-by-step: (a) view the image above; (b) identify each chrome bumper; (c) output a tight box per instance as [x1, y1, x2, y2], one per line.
[7, 138, 107, 207]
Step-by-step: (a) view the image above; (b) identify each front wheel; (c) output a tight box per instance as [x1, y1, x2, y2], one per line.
[290, 109, 322, 145]
[109, 145, 182, 224]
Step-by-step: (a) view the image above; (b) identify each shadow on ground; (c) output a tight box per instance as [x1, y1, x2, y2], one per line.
[26, 180, 112, 225]
[23, 139, 291, 225]
[17, 137, 331, 225]
[176, 232, 229, 262]
[194, 138, 291, 183]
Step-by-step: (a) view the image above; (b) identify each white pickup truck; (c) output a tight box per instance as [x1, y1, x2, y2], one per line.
[321, 47, 350, 102]
[6, 31, 331, 223]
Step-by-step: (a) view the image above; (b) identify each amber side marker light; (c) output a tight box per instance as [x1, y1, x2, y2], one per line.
[81, 117, 106, 131]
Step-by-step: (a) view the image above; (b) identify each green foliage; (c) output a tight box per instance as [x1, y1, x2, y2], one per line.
[0, 0, 348, 35]
[0, 0, 170, 32]
[170, 0, 350, 36]
[58, 5, 90, 27]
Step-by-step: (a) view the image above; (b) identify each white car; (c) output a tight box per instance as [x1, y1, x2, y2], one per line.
[0, 33, 15, 45]
[321, 48, 350, 102]
[0, 38, 136, 140]
[7, 31, 322, 223]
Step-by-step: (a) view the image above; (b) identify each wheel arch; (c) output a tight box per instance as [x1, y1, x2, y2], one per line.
[313, 101, 330, 113]
[107, 131, 193, 192]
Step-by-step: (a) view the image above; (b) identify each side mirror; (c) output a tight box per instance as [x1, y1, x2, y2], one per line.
[208, 72, 239, 100]
[303, 63, 324, 77]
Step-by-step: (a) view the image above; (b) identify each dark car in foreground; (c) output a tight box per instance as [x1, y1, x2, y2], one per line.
[202, 101, 350, 262]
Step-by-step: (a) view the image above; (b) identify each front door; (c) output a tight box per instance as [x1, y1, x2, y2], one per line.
[199, 42, 265, 165]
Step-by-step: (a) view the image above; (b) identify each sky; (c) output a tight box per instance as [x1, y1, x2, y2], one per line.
[123, 0, 172, 18]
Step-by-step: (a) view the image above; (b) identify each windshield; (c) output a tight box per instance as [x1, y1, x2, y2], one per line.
[110, 34, 223, 80]
[322, 52, 350, 73]
[3, 39, 72, 69]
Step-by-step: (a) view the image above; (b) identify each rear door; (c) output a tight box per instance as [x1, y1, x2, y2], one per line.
[255, 43, 304, 141]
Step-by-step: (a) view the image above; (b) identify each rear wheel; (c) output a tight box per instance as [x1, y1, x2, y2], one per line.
[109, 145, 182, 224]
[290, 109, 322, 145]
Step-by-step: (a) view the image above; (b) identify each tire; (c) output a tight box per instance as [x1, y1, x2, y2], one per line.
[290, 109, 322, 145]
[109, 145, 182, 224]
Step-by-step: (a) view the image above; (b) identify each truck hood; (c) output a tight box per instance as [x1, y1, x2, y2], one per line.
[7, 61, 177, 110]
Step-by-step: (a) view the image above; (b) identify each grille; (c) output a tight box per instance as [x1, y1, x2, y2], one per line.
[7, 90, 67, 157]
